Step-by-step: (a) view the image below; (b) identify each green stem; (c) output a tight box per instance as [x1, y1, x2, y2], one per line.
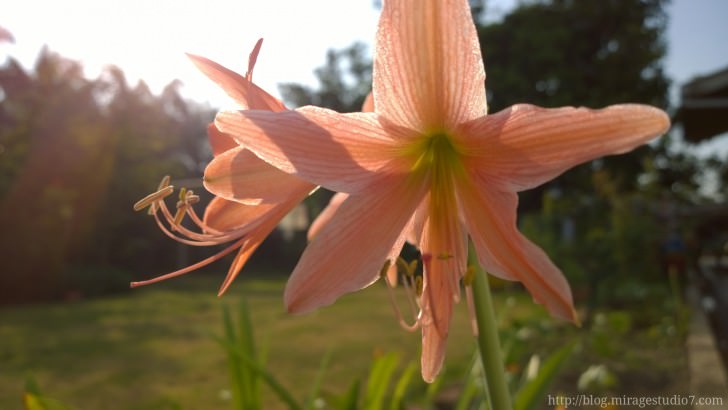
[468, 240, 513, 409]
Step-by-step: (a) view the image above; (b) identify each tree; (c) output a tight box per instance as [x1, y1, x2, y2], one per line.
[0, 48, 214, 303]
[279, 42, 372, 113]
[477, 0, 670, 207]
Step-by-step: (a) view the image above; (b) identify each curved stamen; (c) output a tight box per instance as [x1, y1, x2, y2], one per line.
[132, 178, 259, 288]
[130, 237, 248, 288]
[382, 260, 421, 332]
[152, 210, 233, 246]
[185, 205, 225, 236]
[155, 197, 245, 243]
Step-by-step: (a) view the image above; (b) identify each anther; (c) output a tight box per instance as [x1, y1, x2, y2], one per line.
[415, 276, 423, 296]
[158, 175, 171, 189]
[396, 257, 419, 276]
[133, 185, 175, 212]
[462, 265, 476, 286]
[149, 175, 173, 215]
[186, 194, 200, 205]
[437, 252, 453, 260]
[173, 198, 188, 227]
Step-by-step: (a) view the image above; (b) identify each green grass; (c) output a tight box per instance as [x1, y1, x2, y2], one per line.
[0, 273, 690, 409]
[0, 273, 489, 409]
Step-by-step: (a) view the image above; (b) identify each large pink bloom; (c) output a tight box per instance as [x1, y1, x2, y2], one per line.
[213, 0, 669, 381]
[132, 40, 315, 295]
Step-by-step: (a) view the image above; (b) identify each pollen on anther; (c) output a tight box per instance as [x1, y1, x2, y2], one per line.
[133, 185, 175, 212]
[437, 252, 453, 260]
[462, 266, 476, 286]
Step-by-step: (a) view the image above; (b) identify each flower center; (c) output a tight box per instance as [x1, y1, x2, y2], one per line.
[410, 132, 463, 176]
[408, 132, 465, 211]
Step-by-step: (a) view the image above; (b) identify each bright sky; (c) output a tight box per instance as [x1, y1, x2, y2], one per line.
[3, 0, 728, 152]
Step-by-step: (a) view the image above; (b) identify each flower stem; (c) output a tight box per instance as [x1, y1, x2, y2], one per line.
[468, 240, 513, 409]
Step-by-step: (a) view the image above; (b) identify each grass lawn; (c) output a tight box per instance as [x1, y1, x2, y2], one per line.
[0, 272, 690, 409]
[0, 273, 481, 409]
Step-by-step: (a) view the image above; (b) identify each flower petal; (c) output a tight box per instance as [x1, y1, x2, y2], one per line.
[307, 192, 348, 241]
[215, 107, 402, 193]
[457, 177, 576, 322]
[418, 201, 467, 381]
[187, 52, 286, 112]
[203, 196, 276, 232]
[217, 207, 289, 296]
[362, 92, 374, 113]
[284, 177, 426, 314]
[204, 145, 315, 205]
[374, 0, 487, 131]
[217, 239, 260, 295]
[208, 123, 239, 157]
[460, 104, 670, 191]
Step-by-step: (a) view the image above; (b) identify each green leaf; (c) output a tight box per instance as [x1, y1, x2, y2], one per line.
[513, 341, 576, 410]
[422, 371, 446, 410]
[455, 351, 487, 410]
[219, 304, 250, 410]
[389, 361, 417, 410]
[363, 352, 399, 410]
[216, 335, 302, 410]
[23, 377, 76, 410]
[236, 299, 261, 409]
[331, 379, 360, 410]
[304, 349, 333, 410]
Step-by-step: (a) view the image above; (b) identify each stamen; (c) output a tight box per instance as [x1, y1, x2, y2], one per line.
[133, 185, 174, 212]
[155, 198, 236, 243]
[149, 175, 172, 215]
[185, 205, 225, 236]
[152, 210, 239, 246]
[132, 176, 264, 291]
[130, 237, 247, 288]
[465, 285, 478, 336]
[172, 188, 201, 228]
[382, 259, 420, 332]
[462, 265, 479, 335]
[173, 201, 187, 227]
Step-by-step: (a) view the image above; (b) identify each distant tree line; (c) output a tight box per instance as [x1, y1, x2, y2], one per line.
[0, 48, 214, 303]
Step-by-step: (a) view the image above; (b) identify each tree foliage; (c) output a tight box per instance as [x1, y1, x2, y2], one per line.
[0, 48, 214, 303]
[478, 0, 670, 206]
[279, 42, 372, 113]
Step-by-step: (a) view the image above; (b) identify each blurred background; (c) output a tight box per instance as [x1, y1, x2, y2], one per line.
[1, 0, 727, 408]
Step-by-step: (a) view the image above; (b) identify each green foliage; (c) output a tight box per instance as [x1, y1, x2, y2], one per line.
[23, 377, 76, 410]
[279, 43, 371, 113]
[216, 297, 423, 410]
[3, 278, 688, 409]
[477, 0, 670, 208]
[513, 341, 576, 410]
[362, 352, 400, 410]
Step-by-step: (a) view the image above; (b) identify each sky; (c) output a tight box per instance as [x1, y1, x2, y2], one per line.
[2, 0, 728, 151]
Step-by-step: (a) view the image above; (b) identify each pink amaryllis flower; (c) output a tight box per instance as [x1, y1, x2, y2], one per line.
[213, 0, 670, 381]
[132, 40, 315, 295]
